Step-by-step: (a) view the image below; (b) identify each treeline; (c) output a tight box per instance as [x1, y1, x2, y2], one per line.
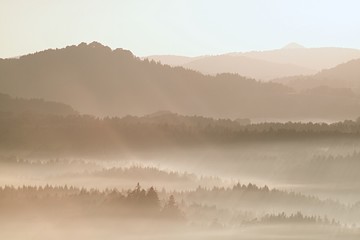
[83, 166, 222, 186]
[0, 183, 183, 219]
[288, 151, 360, 184]
[0, 157, 222, 185]
[252, 212, 340, 225]
[87, 166, 215, 187]
[0, 92, 76, 116]
[1, 112, 360, 153]
[89, 166, 197, 181]
[3, 156, 99, 168]
[174, 183, 346, 220]
[0, 183, 346, 227]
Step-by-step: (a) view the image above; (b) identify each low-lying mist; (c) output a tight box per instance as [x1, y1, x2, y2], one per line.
[1, 96, 360, 239]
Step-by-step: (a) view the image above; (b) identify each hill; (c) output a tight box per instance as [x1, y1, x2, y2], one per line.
[1, 42, 360, 120]
[1, 111, 360, 154]
[148, 54, 315, 80]
[181, 55, 315, 80]
[273, 59, 360, 93]
[0, 92, 77, 115]
[146, 46, 360, 80]
[240, 47, 360, 71]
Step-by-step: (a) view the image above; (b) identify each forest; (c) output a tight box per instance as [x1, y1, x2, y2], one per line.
[1, 6, 360, 238]
[1, 110, 360, 155]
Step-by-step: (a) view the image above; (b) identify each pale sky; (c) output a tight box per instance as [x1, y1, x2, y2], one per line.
[1, 0, 360, 58]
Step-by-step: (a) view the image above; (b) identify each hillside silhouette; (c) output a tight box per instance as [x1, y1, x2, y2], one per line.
[0, 92, 76, 115]
[273, 59, 360, 93]
[147, 45, 360, 80]
[181, 55, 315, 80]
[148, 54, 315, 80]
[1, 42, 360, 120]
[2, 109, 360, 154]
[240, 46, 360, 71]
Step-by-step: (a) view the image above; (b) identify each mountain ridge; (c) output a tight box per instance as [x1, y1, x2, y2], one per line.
[1, 42, 360, 121]
[147, 46, 360, 80]
[273, 58, 360, 92]
[0, 92, 77, 116]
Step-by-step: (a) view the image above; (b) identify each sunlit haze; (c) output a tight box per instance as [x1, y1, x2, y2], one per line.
[1, 0, 360, 58]
[1, 1, 360, 240]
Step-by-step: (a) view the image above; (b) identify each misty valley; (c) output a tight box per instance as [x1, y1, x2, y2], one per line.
[1, 41, 360, 239]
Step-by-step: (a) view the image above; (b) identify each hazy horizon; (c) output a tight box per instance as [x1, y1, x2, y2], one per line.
[1, 1, 360, 239]
[2, 0, 360, 58]
[4, 41, 360, 60]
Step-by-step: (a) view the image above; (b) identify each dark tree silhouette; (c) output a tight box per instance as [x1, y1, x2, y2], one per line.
[162, 195, 184, 220]
[146, 187, 160, 209]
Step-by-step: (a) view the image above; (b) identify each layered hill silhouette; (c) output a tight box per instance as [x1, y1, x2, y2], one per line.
[147, 45, 360, 80]
[2, 108, 360, 154]
[181, 55, 315, 80]
[273, 59, 360, 93]
[0, 92, 76, 116]
[1, 42, 360, 120]
[239, 46, 360, 71]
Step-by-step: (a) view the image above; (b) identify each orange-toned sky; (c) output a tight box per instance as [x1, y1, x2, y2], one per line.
[1, 0, 360, 58]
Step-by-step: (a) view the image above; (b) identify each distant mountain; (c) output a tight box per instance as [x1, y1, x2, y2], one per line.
[0, 93, 77, 116]
[273, 59, 360, 93]
[282, 42, 305, 49]
[147, 52, 315, 80]
[147, 46, 360, 80]
[181, 55, 315, 80]
[239, 47, 360, 71]
[1, 42, 360, 121]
